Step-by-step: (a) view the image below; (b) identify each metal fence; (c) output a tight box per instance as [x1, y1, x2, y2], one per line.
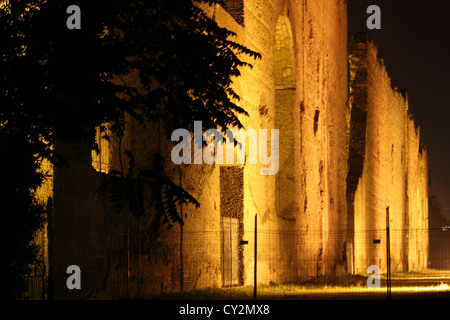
[28, 225, 450, 300]
[134, 225, 450, 300]
[22, 275, 44, 300]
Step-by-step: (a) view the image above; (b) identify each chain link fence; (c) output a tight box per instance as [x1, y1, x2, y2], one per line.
[29, 221, 450, 299]
[115, 224, 450, 299]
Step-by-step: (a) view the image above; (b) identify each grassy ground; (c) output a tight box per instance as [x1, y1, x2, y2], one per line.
[145, 271, 450, 300]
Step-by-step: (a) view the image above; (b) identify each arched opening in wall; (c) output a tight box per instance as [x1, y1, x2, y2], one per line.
[274, 13, 296, 220]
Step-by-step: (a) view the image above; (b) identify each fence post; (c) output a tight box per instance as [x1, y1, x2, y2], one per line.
[254, 213, 257, 300]
[180, 223, 184, 292]
[386, 206, 391, 299]
[179, 167, 184, 293]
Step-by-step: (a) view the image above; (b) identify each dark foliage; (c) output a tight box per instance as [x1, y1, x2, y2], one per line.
[0, 0, 259, 298]
[0, 131, 45, 299]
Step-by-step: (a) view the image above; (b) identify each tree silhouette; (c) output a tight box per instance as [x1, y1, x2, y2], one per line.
[0, 0, 260, 298]
[429, 195, 450, 229]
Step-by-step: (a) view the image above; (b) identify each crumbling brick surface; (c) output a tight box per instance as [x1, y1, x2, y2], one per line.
[348, 33, 428, 274]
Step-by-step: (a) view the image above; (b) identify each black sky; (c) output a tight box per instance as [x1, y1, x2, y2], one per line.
[347, 0, 450, 218]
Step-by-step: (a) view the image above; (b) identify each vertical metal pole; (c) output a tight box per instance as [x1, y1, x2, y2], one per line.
[254, 214, 257, 300]
[386, 206, 391, 300]
[137, 216, 141, 299]
[179, 167, 184, 292]
[180, 224, 184, 292]
[230, 217, 232, 286]
[126, 201, 129, 300]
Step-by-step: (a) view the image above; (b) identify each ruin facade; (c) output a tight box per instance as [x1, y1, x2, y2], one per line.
[347, 33, 429, 274]
[33, 0, 428, 299]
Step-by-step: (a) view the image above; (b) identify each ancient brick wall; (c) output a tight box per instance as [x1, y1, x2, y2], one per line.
[49, 0, 350, 299]
[203, 0, 349, 283]
[33, 158, 53, 296]
[348, 33, 429, 274]
[405, 118, 429, 271]
[48, 2, 431, 299]
[51, 137, 108, 299]
[49, 1, 429, 299]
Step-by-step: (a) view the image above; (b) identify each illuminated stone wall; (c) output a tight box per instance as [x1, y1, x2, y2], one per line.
[195, 0, 349, 285]
[49, 0, 349, 298]
[405, 116, 429, 271]
[33, 158, 53, 295]
[48, 1, 430, 299]
[103, 0, 350, 294]
[348, 33, 429, 274]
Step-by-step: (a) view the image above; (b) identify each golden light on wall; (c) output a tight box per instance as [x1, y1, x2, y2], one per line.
[91, 115, 132, 174]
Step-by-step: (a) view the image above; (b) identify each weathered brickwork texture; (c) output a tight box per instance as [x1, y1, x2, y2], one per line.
[348, 33, 428, 274]
[45, 1, 429, 299]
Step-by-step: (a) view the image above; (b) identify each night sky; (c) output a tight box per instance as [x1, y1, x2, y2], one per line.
[348, 0, 450, 218]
